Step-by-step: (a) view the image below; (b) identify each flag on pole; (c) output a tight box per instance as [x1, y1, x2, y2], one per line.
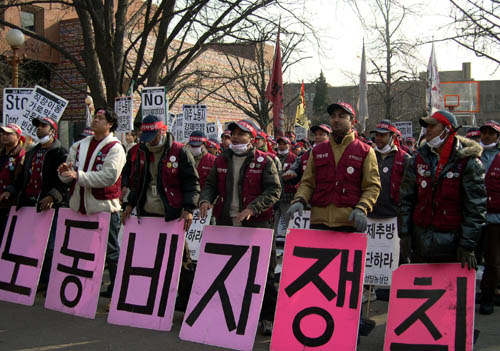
[426, 43, 444, 114]
[266, 28, 284, 137]
[357, 41, 369, 133]
[295, 81, 308, 129]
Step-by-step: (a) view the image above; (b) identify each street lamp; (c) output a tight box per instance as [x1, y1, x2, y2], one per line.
[5, 29, 25, 88]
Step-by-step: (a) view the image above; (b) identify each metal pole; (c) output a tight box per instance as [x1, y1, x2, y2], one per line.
[12, 47, 19, 88]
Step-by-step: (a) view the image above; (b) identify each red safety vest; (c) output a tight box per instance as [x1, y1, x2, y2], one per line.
[412, 154, 467, 230]
[159, 142, 184, 209]
[71, 141, 121, 200]
[0, 147, 25, 195]
[197, 152, 216, 191]
[485, 152, 500, 213]
[310, 139, 371, 207]
[282, 152, 297, 193]
[390, 149, 408, 205]
[301, 151, 310, 171]
[213, 149, 273, 222]
[127, 143, 140, 188]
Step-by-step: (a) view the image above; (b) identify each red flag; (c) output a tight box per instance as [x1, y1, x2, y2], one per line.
[266, 31, 284, 137]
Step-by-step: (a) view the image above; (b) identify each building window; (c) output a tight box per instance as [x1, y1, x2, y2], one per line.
[20, 5, 43, 34]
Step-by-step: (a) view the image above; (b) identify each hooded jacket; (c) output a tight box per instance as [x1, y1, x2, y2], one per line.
[400, 136, 486, 259]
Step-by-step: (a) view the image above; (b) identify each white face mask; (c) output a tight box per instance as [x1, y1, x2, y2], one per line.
[229, 142, 250, 155]
[427, 128, 448, 149]
[480, 140, 498, 149]
[277, 149, 289, 156]
[375, 144, 392, 154]
[38, 134, 52, 145]
[190, 146, 203, 156]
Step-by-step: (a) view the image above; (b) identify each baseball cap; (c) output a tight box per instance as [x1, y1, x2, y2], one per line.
[466, 127, 480, 139]
[0, 123, 22, 136]
[370, 120, 398, 134]
[420, 110, 459, 129]
[189, 130, 207, 147]
[479, 120, 500, 134]
[310, 124, 332, 134]
[277, 136, 291, 145]
[327, 102, 356, 118]
[33, 117, 58, 133]
[141, 115, 165, 143]
[228, 119, 257, 138]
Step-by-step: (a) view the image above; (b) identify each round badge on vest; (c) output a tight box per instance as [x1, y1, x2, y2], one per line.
[383, 166, 389, 173]
[170, 156, 176, 162]
[96, 164, 103, 171]
[173, 162, 178, 168]
[250, 162, 255, 168]
[421, 180, 427, 188]
[257, 156, 264, 162]
[453, 172, 459, 178]
[447, 171, 453, 179]
[167, 162, 172, 168]
[347, 166, 354, 174]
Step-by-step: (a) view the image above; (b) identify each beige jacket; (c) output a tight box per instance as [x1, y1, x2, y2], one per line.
[293, 131, 381, 227]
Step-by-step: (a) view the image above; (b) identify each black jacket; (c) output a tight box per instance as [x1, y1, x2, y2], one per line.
[127, 133, 200, 221]
[8, 139, 68, 210]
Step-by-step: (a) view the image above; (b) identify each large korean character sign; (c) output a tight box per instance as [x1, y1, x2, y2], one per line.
[271, 228, 367, 351]
[182, 104, 207, 140]
[115, 96, 134, 132]
[45, 209, 110, 319]
[384, 264, 475, 351]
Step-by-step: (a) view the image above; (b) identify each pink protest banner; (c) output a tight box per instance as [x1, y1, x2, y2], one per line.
[384, 263, 475, 351]
[179, 225, 273, 351]
[271, 228, 367, 351]
[107, 217, 185, 331]
[0, 207, 54, 305]
[44, 208, 110, 319]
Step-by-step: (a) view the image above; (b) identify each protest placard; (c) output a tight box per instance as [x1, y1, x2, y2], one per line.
[276, 211, 311, 242]
[2, 88, 33, 125]
[364, 217, 400, 286]
[107, 217, 185, 331]
[180, 225, 273, 351]
[394, 121, 413, 139]
[185, 209, 212, 261]
[294, 125, 307, 141]
[182, 104, 207, 140]
[206, 122, 217, 140]
[18, 85, 68, 138]
[141, 87, 167, 124]
[271, 228, 367, 351]
[167, 112, 176, 131]
[45, 209, 110, 319]
[0, 207, 54, 306]
[384, 263, 475, 351]
[114, 96, 134, 132]
[174, 112, 186, 142]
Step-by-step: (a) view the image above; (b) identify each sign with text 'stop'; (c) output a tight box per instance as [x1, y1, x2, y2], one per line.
[180, 225, 273, 351]
[44, 209, 110, 319]
[384, 263, 475, 351]
[19, 86, 68, 138]
[271, 229, 367, 351]
[141, 87, 167, 124]
[2, 88, 33, 126]
[107, 217, 185, 331]
[0, 207, 54, 306]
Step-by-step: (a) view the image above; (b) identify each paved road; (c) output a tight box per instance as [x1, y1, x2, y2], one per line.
[1, 291, 499, 351]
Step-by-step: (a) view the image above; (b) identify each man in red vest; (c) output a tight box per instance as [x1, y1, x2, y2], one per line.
[286, 102, 381, 339]
[369, 120, 411, 260]
[478, 120, 500, 314]
[399, 110, 486, 269]
[199, 119, 281, 336]
[58, 108, 126, 298]
[274, 136, 297, 233]
[187, 130, 216, 192]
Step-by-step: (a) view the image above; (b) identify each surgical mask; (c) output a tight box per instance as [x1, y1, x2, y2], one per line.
[229, 142, 250, 155]
[480, 140, 498, 149]
[375, 144, 391, 154]
[38, 134, 52, 144]
[190, 146, 203, 156]
[427, 128, 448, 149]
[277, 149, 289, 156]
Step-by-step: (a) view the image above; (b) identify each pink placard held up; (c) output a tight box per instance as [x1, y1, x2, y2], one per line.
[271, 228, 367, 351]
[384, 263, 475, 351]
[107, 217, 185, 331]
[0, 207, 54, 305]
[44, 208, 110, 319]
[179, 225, 273, 351]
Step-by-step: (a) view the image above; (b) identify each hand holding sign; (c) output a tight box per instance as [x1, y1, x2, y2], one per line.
[180, 210, 193, 231]
[199, 201, 211, 219]
[237, 207, 254, 222]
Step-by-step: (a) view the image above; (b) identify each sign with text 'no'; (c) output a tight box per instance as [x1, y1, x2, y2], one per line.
[0, 207, 54, 306]
[107, 217, 185, 331]
[141, 87, 167, 124]
[271, 229, 367, 351]
[45, 209, 110, 319]
[180, 225, 273, 351]
[384, 263, 475, 351]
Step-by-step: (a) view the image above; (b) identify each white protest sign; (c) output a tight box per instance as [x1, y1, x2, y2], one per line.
[276, 210, 311, 239]
[167, 112, 176, 132]
[206, 122, 217, 140]
[18, 86, 68, 138]
[114, 96, 134, 132]
[216, 118, 223, 141]
[174, 113, 185, 142]
[185, 209, 212, 261]
[294, 125, 307, 140]
[141, 87, 167, 124]
[394, 121, 413, 139]
[182, 104, 207, 141]
[364, 217, 400, 286]
[3, 88, 33, 126]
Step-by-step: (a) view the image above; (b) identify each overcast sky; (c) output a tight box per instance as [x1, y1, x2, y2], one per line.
[287, 0, 500, 86]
